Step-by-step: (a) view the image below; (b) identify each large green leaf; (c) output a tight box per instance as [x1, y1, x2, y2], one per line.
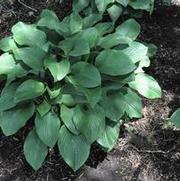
[70, 13, 83, 34]
[95, 22, 113, 36]
[83, 13, 102, 29]
[38, 10, 68, 35]
[103, 88, 142, 119]
[1, 102, 35, 136]
[15, 47, 46, 70]
[73, 105, 105, 143]
[37, 100, 51, 117]
[100, 92, 125, 121]
[24, 129, 48, 170]
[107, 4, 123, 22]
[121, 41, 148, 63]
[59, 94, 76, 107]
[7, 64, 27, 83]
[12, 22, 46, 47]
[116, 19, 140, 41]
[98, 33, 131, 48]
[0, 36, 17, 52]
[116, 0, 129, 6]
[58, 126, 90, 171]
[95, 0, 113, 12]
[170, 108, 180, 128]
[116, 88, 143, 118]
[73, 0, 90, 12]
[14, 79, 45, 103]
[35, 112, 61, 147]
[97, 123, 120, 151]
[44, 58, 70, 82]
[0, 83, 19, 112]
[102, 73, 135, 91]
[129, 0, 153, 11]
[70, 62, 101, 88]
[59, 38, 90, 57]
[95, 50, 136, 76]
[76, 87, 102, 107]
[75, 28, 99, 48]
[129, 73, 162, 99]
[60, 105, 79, 135]
[0, 53, 16, 75]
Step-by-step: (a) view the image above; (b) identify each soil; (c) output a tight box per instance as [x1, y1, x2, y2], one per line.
[0, 1, 180, 181]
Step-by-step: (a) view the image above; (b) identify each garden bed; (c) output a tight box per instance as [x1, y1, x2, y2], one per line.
[0, 1, 180, 180]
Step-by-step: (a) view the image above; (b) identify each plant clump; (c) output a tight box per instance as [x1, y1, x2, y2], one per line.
[0, 2, 161, 171]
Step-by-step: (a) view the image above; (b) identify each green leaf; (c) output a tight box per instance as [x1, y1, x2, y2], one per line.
[103, 88, 142, 119]
[14, 79, 45, 103]
[117, 88, 143, 118]
[70, 13, 83, 34]
[59, 38, 90, 57]
[59, 94, 76, 107]
[121, 41, 148, 63]
[95, 22, 113, 36]
[60, 105, 79, 135]
[116, 0, 129, 6]
[38, 10, 69, 35]
[102, 73, 135, 90]
[47, 86, 61, 99]
[0, 36, 17, 52]
[98, 32, 132, 48]
[83, 13, 102, 29]
[12, 22, 46, 47]
[73, 105, 105, 143]
[1, 102, 35, 136]
[70, 62, 101, 88]
[15, 47, 46, 70]
[24, 129, 48, 170]
[76, 86, 102, 107]
[95, 50, 136, 76]
[0, 112, 3, 126]
[40, 9, 59, 19]
[7, 64, 27, 82]
[170, 108, 180, 128]
[70, 39, 90, 57]
[44, 58, 70, 82]
[95, 0, 113, 12]
[129, 73, 162, 99]
[0, 53, 16, 75]
[58, 126, 90, 171]
[146, 43, 157, 58]
[100, 92, 125, 121]
[129, 0, 154, 11]
[107, 4, 123, 22]
[0, 83, 19, 112]
[75, 27, 99, 48]
[97, 123, 120, 151]
[35, 112, 61, 147]
[37, 100, 51, 117]
[73, 0, 90, 12]
[116, 19, 140, 41]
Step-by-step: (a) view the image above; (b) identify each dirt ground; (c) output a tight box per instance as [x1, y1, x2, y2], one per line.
[0, 1, 180, 181]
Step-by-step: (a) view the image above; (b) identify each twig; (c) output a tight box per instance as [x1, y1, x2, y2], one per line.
[17, 0, 38, 12]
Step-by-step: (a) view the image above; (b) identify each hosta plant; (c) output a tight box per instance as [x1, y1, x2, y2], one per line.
[0, 9, 161, 171]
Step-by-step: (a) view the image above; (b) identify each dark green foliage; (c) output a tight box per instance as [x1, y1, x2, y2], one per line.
[0, 3, 161, 171]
